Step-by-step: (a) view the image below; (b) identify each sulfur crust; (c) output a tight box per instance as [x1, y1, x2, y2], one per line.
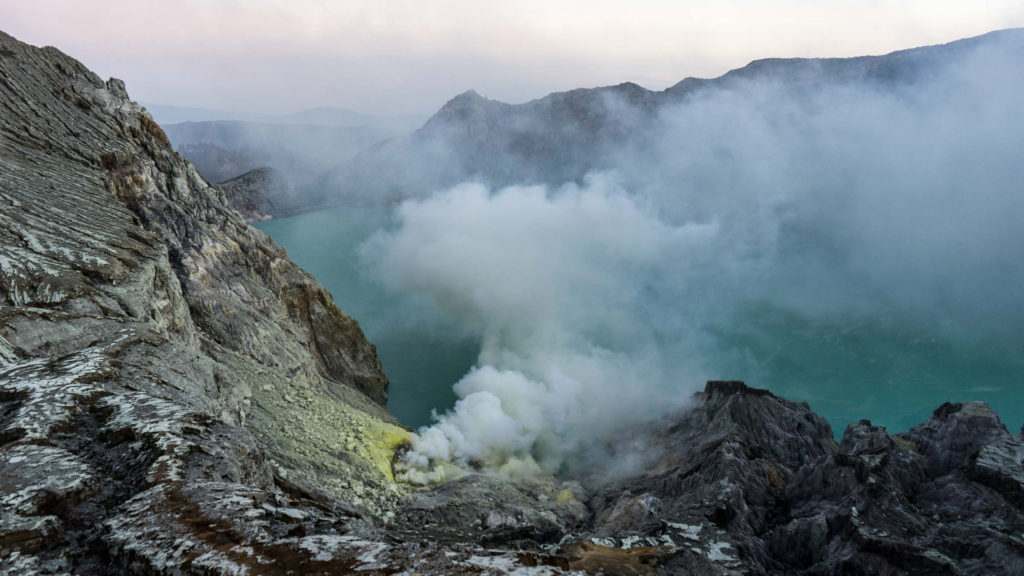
[358, 415, 413, 483]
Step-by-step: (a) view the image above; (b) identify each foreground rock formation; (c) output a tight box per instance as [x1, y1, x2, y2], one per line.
[2, 30, 1024, 575]
[585, 383, 1024, 575]
[0, 30, 407, 573]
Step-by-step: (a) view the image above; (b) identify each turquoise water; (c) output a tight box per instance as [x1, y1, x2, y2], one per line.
[256, 207, 1024, 437]
[255, 207, 478, 430]
[706, 305, 1024, 436]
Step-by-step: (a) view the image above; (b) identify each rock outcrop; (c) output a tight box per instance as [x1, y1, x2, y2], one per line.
[215, 167, 296, 221]
[581, 382, 1024, 575]
[2, 29, 1024, 576]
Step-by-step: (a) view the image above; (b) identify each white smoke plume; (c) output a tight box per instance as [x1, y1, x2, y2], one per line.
[362, 36, 1024, 483]
[363, 179, 717, 482]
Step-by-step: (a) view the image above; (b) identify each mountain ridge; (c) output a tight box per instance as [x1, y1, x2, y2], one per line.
[317, 27, 1024, 205]
[143, 102, 428, 131]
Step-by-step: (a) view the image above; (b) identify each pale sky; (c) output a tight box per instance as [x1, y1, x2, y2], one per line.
[3, 0, 1023, 116]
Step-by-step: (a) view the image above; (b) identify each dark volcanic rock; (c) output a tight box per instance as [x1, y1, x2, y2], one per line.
[967, 436, 1024, 510]
[901, 401, 1010, 477]
[580, 382, 1024, 575]
[585, 381, 836, 573]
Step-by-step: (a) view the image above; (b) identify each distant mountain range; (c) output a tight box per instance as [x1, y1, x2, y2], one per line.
[155, 28, 1024, 217]
[316, 28, 1024, 205]
[153, 108, 422, 217]
[163, 120, 396, 189]
[144, 103, 428, 131]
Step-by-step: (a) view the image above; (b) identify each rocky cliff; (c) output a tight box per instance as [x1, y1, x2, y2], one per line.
[0, 30, 408, 573]
[2, 30, 1024, 576]
[215, 167, 297, 222]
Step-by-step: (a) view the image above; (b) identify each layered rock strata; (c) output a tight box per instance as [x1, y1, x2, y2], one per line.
[0, 30, 408, 573]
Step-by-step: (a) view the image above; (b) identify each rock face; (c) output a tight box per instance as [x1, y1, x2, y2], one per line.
[215, 167, 296, 222]
[3, 29, 1024, 576]
[582, 383, 1024, 575]
[0, 30, 408, 573]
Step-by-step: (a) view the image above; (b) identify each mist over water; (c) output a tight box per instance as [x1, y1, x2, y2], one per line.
[260, 37, 1024, 484]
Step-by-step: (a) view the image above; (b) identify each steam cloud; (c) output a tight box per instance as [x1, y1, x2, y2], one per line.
[363, 38, 1024, 483]
[365, 180, 716, 482]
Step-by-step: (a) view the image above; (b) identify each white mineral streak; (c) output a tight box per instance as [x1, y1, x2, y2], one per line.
[0, 342, 114, 439]
[101, 391, 198, 482]
[1, 444, 94, 515]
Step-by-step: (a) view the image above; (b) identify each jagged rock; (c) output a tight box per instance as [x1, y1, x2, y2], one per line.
[587, 381, 835, 573]
[967, 437, 1024, 509]
[901, 402, 1010, 476]
[577, 381, 1024, 575]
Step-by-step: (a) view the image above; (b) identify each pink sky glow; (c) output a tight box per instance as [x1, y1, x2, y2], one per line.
[3, 0, 1022, 116]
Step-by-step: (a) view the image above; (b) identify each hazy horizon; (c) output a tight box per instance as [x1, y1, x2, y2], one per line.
[4, 1, 1023, 117]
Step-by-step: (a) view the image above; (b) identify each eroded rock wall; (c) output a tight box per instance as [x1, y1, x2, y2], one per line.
[0, 30, 409, 573]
